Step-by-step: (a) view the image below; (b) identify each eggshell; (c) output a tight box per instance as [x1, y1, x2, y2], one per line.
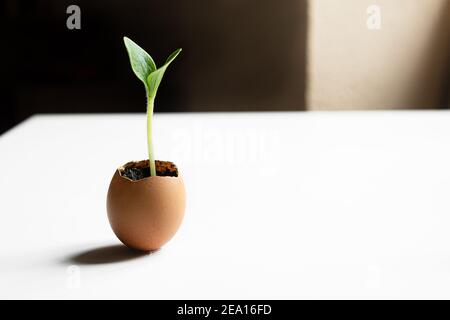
[107, 160, 185, 251]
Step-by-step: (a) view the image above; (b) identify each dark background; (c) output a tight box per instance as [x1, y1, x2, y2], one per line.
[0, 0, 308, 134]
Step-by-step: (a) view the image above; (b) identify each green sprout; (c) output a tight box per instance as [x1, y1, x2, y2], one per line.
[123, 37, 182, 176]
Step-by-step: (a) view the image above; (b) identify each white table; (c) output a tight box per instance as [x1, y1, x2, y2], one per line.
[1, 111, 450, 299]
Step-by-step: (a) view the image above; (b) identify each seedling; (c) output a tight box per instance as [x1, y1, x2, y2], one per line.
[123, 37, 182, 176]
[107, 38, 186, 252]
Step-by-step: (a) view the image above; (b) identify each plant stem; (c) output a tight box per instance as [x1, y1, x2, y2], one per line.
[147, 96, 156, 176]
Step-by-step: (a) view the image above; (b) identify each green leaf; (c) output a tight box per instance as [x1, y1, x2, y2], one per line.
[147, 48, 182, 99]
[123, 37, 157, 87]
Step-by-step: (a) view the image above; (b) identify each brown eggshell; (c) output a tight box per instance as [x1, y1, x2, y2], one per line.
[107, 160, 185, 251]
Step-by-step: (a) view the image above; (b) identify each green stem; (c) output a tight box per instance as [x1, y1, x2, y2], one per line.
[147, 96, 156, 176]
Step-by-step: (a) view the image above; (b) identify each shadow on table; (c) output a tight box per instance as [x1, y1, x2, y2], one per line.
[64, 244, 158, 265]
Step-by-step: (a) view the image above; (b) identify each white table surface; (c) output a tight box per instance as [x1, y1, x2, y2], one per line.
[1, 111, 450, 299]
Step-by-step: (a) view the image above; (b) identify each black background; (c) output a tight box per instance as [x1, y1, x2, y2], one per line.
[1, 0, 308, 134]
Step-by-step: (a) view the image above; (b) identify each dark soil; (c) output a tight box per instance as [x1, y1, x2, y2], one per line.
[122, 166, 151, 180]
[120, 160, 178, 181]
